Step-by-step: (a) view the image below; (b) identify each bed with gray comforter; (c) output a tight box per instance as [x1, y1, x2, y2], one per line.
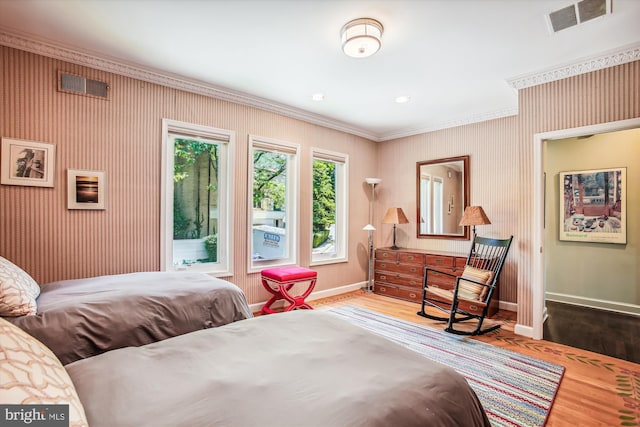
[5, 271, 252, 365]
[66, 310, 491, 427]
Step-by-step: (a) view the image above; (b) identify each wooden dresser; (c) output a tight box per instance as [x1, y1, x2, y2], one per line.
[373, 247, 499, 317]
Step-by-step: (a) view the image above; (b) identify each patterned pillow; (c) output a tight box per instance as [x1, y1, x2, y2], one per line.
[0, 256, 40, 316]
[0, 317, 88, 427]
[457, 265, 494, 301]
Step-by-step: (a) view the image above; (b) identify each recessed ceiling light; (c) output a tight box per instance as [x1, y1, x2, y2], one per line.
[312, 93, 325, 101]
[395, 96, 411, 104]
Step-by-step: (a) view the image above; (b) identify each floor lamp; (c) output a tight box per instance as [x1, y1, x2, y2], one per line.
[363, 224, 376, 292]
[364, 178, 381, 292]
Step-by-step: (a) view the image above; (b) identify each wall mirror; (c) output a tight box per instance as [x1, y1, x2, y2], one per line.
[416, 155, 469, 240]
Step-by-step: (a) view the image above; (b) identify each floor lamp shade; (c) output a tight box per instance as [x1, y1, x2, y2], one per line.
[382, 207, 409, 249]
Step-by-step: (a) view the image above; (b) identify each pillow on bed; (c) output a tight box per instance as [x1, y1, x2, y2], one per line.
[0, 256, 40, 316]
[0, 317, 88, 427]
[457, 265, 494, 301]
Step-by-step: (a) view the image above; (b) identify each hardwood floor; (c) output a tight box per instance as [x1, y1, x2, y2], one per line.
[544, 300, 640, 364]
[298, 290, 640, 427]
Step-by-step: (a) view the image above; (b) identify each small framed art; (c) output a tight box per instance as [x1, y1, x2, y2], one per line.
[67, 169, 107, 210]
[559, 167, 626, 244]
[1, 137, 56, 187]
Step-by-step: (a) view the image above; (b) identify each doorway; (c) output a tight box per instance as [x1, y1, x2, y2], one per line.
[531, 118, 640, 348]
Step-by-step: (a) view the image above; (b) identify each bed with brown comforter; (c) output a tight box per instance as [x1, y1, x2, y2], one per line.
[4, 271, 252, 365]
[66, 310, 491, 427]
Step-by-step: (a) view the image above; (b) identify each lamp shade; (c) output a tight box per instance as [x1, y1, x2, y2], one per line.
[459, 206, 491, 226]
[382, 207, 409, 225]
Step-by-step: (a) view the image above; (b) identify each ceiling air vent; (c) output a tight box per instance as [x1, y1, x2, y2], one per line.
[58, 71, 109, 99]
[547, 0, 610, 33]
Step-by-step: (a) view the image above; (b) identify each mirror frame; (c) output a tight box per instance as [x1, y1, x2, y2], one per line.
[416, 155, 470, 240]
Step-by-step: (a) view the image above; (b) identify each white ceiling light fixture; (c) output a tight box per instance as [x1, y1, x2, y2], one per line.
[340, 18, 383, 58]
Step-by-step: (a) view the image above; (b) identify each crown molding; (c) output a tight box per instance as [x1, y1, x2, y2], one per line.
[508, 42, 640, 90]
[0, 28, 378, 141]
[2, 28, 638, 142]
[378, 107, 519, 141]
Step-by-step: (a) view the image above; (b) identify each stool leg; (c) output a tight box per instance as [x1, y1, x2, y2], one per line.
[279, 278, 316, 311]
[261, 278, 283, 315]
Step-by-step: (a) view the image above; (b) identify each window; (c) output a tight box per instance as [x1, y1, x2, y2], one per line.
[311, 149, 348, 264]
[420, 175, 431, 234]
[248, 136, 299, 271]
[433, 177, 444, 234]
[161, 119, 234, 276]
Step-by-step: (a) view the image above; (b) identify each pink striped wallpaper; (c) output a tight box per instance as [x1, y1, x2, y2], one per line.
[379, 60, 639, 329]
[1, 44, 638, 329]
[0, 46, 376, 305]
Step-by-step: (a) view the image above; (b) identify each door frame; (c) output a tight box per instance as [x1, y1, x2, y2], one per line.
[531, 117, 640, 339]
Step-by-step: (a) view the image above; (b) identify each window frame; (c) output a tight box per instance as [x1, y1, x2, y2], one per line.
[161, 118, 234, 276]
[310, 148, 349, 265]
[247, 135, 299, 273]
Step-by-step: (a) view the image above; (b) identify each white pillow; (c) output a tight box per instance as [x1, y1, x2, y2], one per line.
[0, 256, 41, 316]
[0, 317, 89, 426]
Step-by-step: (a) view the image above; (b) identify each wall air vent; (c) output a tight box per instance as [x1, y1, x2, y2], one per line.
[58, 71, 109, 99]
[546, 0, 610, 33]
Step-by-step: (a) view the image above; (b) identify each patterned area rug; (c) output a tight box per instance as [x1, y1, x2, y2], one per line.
[329, 305, 565, 427]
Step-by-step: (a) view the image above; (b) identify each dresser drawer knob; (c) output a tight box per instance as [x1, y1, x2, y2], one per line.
[408, 256, 414, 260]
[380, 275, 386, 280]
[380, 287, 386, 292]
[409, 281, 416, 285]
[470, 305, 478, 310]
[436, 259, 443, 264]
[410, 268, 416, 272]
[383, 253, 390, 257]
[409, 293, 417, 298]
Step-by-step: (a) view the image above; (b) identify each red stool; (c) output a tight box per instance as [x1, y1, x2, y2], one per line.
[260, 266, 317, 315]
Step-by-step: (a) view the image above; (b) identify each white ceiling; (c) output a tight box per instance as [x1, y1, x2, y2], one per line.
[0, 0, 639, 141]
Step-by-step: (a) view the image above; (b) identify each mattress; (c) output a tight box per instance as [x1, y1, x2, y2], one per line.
[5, 271, 252, 364]
[66, 310, 490, 427]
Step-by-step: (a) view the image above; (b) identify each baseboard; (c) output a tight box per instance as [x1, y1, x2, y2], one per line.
[249, 281, 366, 313]
[498, 300, 517, 312]
[546, 292, 640, 317]
[514, 323, 534, 338]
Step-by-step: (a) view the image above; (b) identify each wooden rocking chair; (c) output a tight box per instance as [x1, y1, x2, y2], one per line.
[417, 235, 513, 335]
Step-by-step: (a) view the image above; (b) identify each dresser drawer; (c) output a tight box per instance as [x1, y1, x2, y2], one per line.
[398, 252, 424, 264]
[425, 255, 455, 269]
[454, 257, 467, 270]
[373, 283, 401, 298]
[376, 249, 398, 262]
[374, 283, 422, 303]
[375, 262, 422, 277]
[457, 300, 485, 316]
[375, 272, 422, 288]
[425, 269, 457, 289]
[396, 286, 422, 303]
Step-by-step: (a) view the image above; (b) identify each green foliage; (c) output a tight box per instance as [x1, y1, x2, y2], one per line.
[203, 234, 217, 262]
[173, 138, 219, 239]
[173, 192, 191, 239]
[312, 230, 330, 248]
[312, 160, 336, 233]
[174, 139, 219, 186]
[253, 149, 286, 209]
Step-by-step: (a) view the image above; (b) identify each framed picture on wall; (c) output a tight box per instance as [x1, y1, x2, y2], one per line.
[67, 169, 107, 210]
[0, 137, 56, 187]
[559, 167, 626, 244]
